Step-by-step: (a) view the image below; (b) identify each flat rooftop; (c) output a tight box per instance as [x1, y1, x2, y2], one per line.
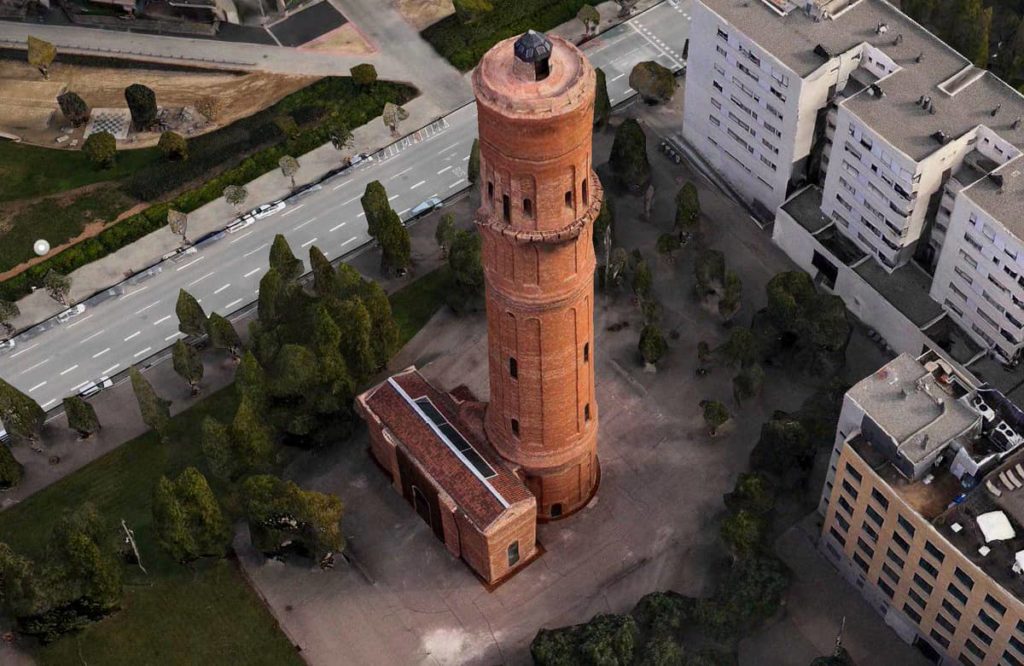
[702, 0, 1024, 163]
[961, 157, 1024, 232]
[854, 260, 943, 328]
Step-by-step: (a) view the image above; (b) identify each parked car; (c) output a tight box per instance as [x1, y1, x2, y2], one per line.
[252, 201, 286, 220]
[348, 152, 372, 168]
[77, 376, 114, 399]
[162, 246, 198, 262]
[407, 197, 443, 222]
[227, 216, 255, 234]
[56, 304, 86, 324]
[0, 339, 14, 354]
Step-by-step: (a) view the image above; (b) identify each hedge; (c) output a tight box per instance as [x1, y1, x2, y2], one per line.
[0, 77, 417, 303]
[422, 0, 593, 71]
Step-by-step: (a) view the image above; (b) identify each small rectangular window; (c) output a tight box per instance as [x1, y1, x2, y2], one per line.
[523, 198, 533, 217]
[582, 178, 588, 204]
[507, 541, 520, 566]
[984, 594, 1006, 616]
[511, 418, 519, 436]
[565, 190, 573, 208]
[903, 602, 922, 624]
[955, 567, 975, 590]
[488, 181, 494, 201]
[509, 357, 518, 379]
[930, 629, 950, 649]
[502, 194, 511, 222]
[584, 403, 591, 421]
[583, 342, 590, 362]
[871, 488, 890, 510]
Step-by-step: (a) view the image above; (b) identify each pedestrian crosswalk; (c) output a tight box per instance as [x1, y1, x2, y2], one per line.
[375, 117, 451, 162]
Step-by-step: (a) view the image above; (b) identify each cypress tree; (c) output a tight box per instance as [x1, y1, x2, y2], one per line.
[175, 289, 208, 338]
[236, 351, 268, 411]
[359, 281, 400, 369]
[153, 467, 228, 562]
[594, 68, 611, 128]
[0, 377, 45, 443]
[62, 395, 100, 438]
[152, 476, 195, 562]
[269, 234, 303, 282]
[360, 180, 391, 242]
[124, 83, 157, 131]
[0, 443, 24, 490]
[609, 118, 650, 193]
[334, 299, 375, 381]
[171, 339, 204, 395]
[129, 368, 171, 441]
[231, 397, 275, 472]
[201, 417, 235, 480]
[257, 268, 283, 325]
[467, 139, 480, 184]
[207, 313, 242, 359]
[310, 245, 336, 297]
[378, 212, 412, 276]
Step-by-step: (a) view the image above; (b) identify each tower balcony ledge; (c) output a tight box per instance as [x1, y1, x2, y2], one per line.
[475, 178, 603, 246]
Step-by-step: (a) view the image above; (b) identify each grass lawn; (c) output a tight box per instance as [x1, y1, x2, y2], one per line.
[0, 268, 451, 663]
[0, 140, 160, 204]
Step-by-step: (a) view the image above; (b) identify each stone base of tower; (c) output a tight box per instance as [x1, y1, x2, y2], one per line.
[521, 449, 600, 521]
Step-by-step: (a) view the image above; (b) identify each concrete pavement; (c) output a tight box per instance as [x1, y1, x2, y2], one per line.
[0, 1, 693, 416]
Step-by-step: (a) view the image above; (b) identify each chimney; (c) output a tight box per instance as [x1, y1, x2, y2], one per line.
[992, 104, 1002, 117]
[916, 52, 925, 63]
[894, 33, 903, 45]
[1013, 117, 1022, 130]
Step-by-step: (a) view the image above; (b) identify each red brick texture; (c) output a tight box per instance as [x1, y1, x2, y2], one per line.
[473, 34, 602, 520]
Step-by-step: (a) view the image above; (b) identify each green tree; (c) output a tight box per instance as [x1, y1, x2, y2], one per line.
[0, 377, 45, 443]
[43, 269, 72, 305]
[325, 113, 352, 153]
[236, 351, 269, 410]
[695, 555, 788, 640]
[242, 475, 345, 560]
[201, 416, 236, 480]
[157, 131, 188, 161]
[333, 300, 376, 380]
[718, 327, 758, 368]
[130, 367, 171, 442]
[171, 339, 204, 395]
[435, 212, 456, 256]
[720, 509, 765, 558]
[26, 35, 56, 79]
[629, 61, 676, 104]
[175, 289, 208, 338]
[350, 62, 378, 86]
[231, 396, 276, 473]
[639, 324, 668, 367]
[694, 250, 725, 298]
[0, 299, 20, 336]
[310, 245, 335, 298]
[701, 399, 730, 435]
[278, 154, 300, 188]
[223, 184, 248, 212]
[577, 4, 600, 35]
[811, 646, 856, 666]
[167, 209, 188, 242]
[207, 313, 242, 359]
[82, 131, 116, 168]
[47, 504, 122, 615]
[945, 0, 992, 67]
[273, 114, 299, 139]
[720, 270, 742, 320]
[257, 268, 283, 324]
[153, 467, 229, 563]
[468, 138, 481, 184]
[594, 68, 612, 128]
[656, 232, 681, 262]
[674, 182, 700, 236]
[382, 102, 409, 135]
[57, 91, 89, 127]
[765, 271, 850, 354]
[632, 258, 653, 302]
[0, 444, 24, 490]
[124, 83, 157, 131]
[724, 472, 776, 516]
[453, 0, 493, 24]
[152, 476, 193, 561]
[733, 362, 765, 406]
[378, 213, 412, 276]
[62, 395, 100, 439]
[359, 280, 399, 368]
[269, 234, 303, 283]
[609, 118, 650, 193]
[448, 228, 484, 310]
[0, 542, 38, 616]
[360, 180, 392, 241]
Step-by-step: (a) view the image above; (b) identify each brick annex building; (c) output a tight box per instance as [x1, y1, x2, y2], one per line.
[356, 30, 604, 586]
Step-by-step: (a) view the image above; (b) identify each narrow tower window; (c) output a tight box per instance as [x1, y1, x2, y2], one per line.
[582, 178, 589, 204]
[502, 194, 511, 222]
[488, 181, 494, 201]
[508, 541, 520, 566]
[550, 503, 563, 518]
[583, 342, 589, 362]
[523, 198, 533, 217]
[565, 190, 573, 208]
[584, 403, 591, 421]
[511, 418, 520, 436]
[509, 357, 518, 378]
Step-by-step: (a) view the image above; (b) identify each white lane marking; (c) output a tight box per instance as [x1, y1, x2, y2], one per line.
[357, 212, 365, 218]
[188, 271, 215, 287]
[388, 194, 399, 201]
[398, 208, 410, 216]
[165, 332, 183, 342]
[243, 243, 268, 259]
[244, 267, 262, 278]
[92, 348, 110, 358]
[437, 166, 452, 174]
[294, 216, 318, 230]
[19, 358, 50, 375]
[134, 301, 161, 315]
[154, 315, 172, 326]
[10, 343, 38, 357]
[29, 381, 46, 392]
[332, 181, 349, 191]
[342, 196, 360, 205]
[133, 347, 152, 358]
[462, 155, 470, 161]
[102, 363, 120, 375]
[330, 222, 347, 232]
[42, 399, 56, 409]
[67, 314, 93, 328]
[230, 230, 255, 244]
[124, 331, 141, 342]
[281, 204, 305, 217]
[80, 330, 106, 345]
[439, 143, 459, 153]
[389, 167, 413, 180]
[225, 298, 243, 310]
[119, 285, 149, 299]
[410, 180, 426, 189]
[611, 73, 626, 82]
[59, 364, 79, 376]
[449, 179, 466, 189]
[341, 237, 357, 247]
[175, 255, 205, 271]
[214, 283, 231, 294]
[301, 237, 318, 248]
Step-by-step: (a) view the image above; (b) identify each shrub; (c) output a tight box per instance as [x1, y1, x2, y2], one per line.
[82, 132, 116, 168]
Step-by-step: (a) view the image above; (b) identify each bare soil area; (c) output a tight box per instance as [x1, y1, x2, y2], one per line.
[0, 59, 317, 147]
[299, 22, 374, 54]
[395, 0, 453, 30]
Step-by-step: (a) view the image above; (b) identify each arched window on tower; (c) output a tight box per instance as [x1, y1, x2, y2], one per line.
[582, 178, 589, 204]
[565, 190, 573, 208]
[523, 198, 533, 217]
[488, 181, 494, 202]
[511, 418, 520, 436]
[502, 194, 511, 222]
[509, 357, 518, 379]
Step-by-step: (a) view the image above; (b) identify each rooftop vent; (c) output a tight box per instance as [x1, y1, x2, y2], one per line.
[894, 33, 903, 45]
[813, 43, 832, 59]
[867, 83, 884, 98]
[992, 104, 1002, 117]
[1013, 118, 1023, 131]
[875, 21, 888, 34]
[513, 30, 552, 82]
[916, 52, 925, 63]
[932, 130, 949, 145]
[991, 173, 1005, 190]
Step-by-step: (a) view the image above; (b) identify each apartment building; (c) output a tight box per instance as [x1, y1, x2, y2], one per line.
[821, 351, 1024, 664]
[685, 0, 1024, 363]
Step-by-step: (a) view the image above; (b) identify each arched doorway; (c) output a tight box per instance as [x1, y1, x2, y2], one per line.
[412, 485, 431, 528]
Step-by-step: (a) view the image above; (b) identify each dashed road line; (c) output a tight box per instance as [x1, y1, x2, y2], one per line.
[243, 243, 268, 258]
[449, 179, 466, 188]
[230, 230, 255, 244]
[214, 283, 231, 294]
[59, 364, 79, 376]
[437, 166, 452, 174]
[165, 332, 183, 342]
[330, 222, 347, 232]
[154, 315, 172, 326]
[102, 363, 120, 375]
[42, 399, 56, 409]
[188, 271, 215, 287]
[301, 237, 317, 248]
[410, 180, 426, 190]
[10, 343, 38, 357]
[19, 358, 50, 375]
[388, 194, 399, 201]
[389, 167, 413, 180]
[175, 255, 205, 271]
[133, 347, 152, 358]
[93, 348, 110, 358]
[29, 381, 47, 392]
[124, 331, 141, 342]
[294, 216, 318, 230]
[67, 314, 93, 328]
[225, 298, 243, 310]
[281, 204, 305, 217]
[134, 301, 161, 315]
[244, 267, 262, 278]
[342, 196, 360, 205]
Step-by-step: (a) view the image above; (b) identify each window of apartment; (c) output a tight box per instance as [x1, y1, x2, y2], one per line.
[863, 522, 879, 543]
[913, 573, 934, 595]
[865, 505, 885, 528]
[711, 97, 722, 110]
[959, 654, 977, 666]
[986, 595, 1007, 618]
[837, 495, 853, 516]
[714, 62, 726, 76]
[841, 479, 859, 499]
[965, 234, 984, 252]
[582, 178, 588, 205]
[853, 552, 870, 573]
[770, 86, 786, 103]
[919, 557, 939, 579]
[511, 418, 519, 437]
[766, 103, 783, 120]
[907, 588, 927, 610]
[896, 515, 916, 538]
[990, 274, 1011, 295]
[937, 613, 957, 634]
[523, 198, 533, 218]
[713, 80, 723, 93]
[1012, 633, 1024, 655]
[583, 342, 589, 363]
[710, 115, 721, 127]
[950, 282, 969, 302]
[870, 488, 889, 510]
[488, 181, 494, 201]
[943, 599, 963, 620]
[507, 541, 520, 566]
[1003, 650, 1023, 666]
[954, 567, 974, 590]
[836, 194, 853, 212]
[503, 194, 511, 222]
[829, 527, 846, 547]
[979, 307, 1000, 329]
[930, 629, 951, 649]
[737, 62, 759, 81]
[878, 579, 895, 599]
[761, 137, 779, 154]
[903, 603, 922, 624]
[717, 27, 729, 41]
[584, 403, 591, 422]
[887, 549, 905, 569]
[846, 464, 863, 483]
[964, 639, 985, 660]
[857, 537, 875, 559]
[881, 563, 900, 583]
[983, 224, 998, 242]
[760, 155, 777, 171]
[946, 300, 966, 317]
[954, 266, 975, 285]
[971, 625, 994, 646]
[835, 513, 850, 532]
[979, 608, 1001, 633]
[762, 121, 781, 138]
[948, 583, 970, 606]
[843, 160, 860, 177]
[960, 249, 980, 269]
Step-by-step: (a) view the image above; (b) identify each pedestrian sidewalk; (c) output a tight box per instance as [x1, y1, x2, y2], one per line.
[6, 95, 449, 333]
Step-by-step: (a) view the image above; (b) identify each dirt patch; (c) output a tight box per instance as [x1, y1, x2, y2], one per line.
[395, 0, 453, 30]
[298, 22, 374, 55]
[0, 59, 317, 147]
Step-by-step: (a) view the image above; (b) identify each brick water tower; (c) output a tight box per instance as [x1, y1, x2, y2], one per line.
[473, 30, 602, 520]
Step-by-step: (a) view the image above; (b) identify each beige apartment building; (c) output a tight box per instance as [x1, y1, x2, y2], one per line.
[821, 351, 1024, 665]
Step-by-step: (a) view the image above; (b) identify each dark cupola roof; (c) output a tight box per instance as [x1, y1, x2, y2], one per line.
[514, 30, 552, 64]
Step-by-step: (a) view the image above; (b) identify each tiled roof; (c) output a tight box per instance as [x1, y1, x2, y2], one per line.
[362, 369, 533, 530]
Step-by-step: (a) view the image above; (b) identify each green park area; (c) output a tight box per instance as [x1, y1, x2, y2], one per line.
[0, 74, 416, 301]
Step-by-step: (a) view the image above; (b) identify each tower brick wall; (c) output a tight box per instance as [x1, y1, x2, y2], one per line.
[473, 32, 601, 520]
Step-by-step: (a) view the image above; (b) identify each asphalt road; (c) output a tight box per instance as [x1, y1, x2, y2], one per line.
[0, 1, 692, 414]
